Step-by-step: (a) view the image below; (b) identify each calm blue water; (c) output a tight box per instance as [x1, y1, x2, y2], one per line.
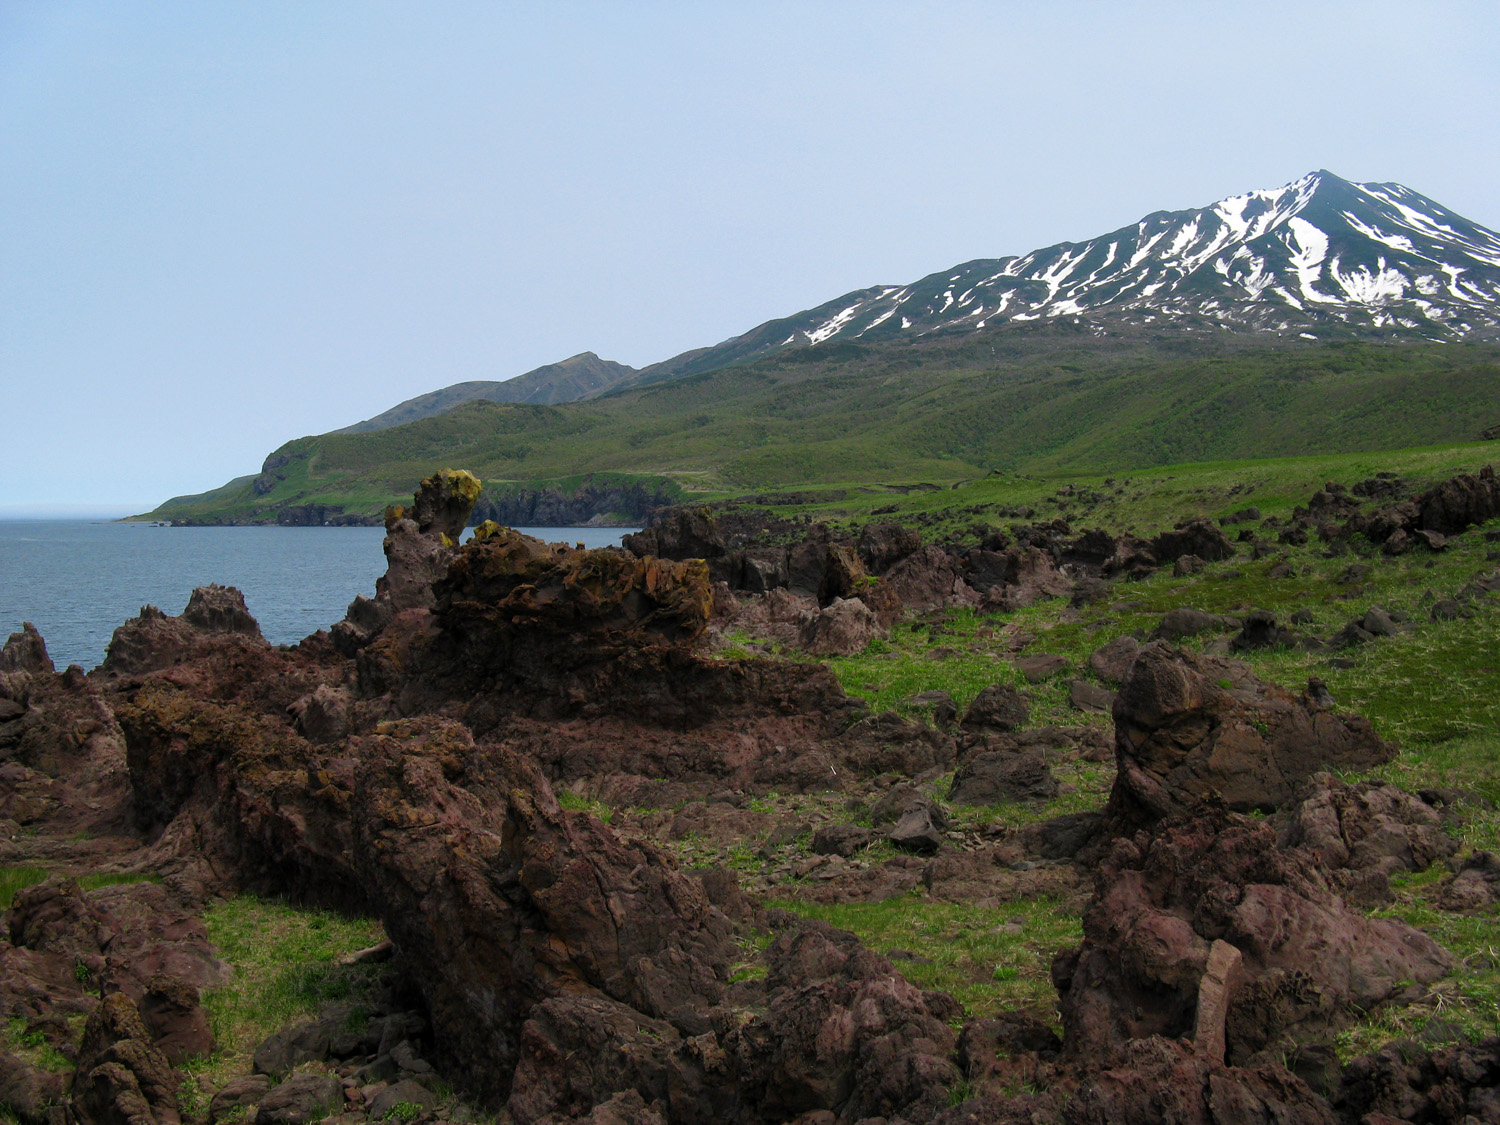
[0, 522, 638, 672]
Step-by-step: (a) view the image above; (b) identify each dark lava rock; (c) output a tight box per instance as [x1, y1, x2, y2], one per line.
[1229, 609, 1298, 652]
[208, 1075, 273, 1123]
[1154, 607, 1240, 642]
[622, 506, 726, 563]
[1087, 636, 1140, 686]
[889, 804, 949, 854]
[960, 684, 1031, 732]
[1068, 679, 1115, 715]
[949, 750, 1058, 805]
[1172, 554, 1206, 576]
[1054, 807, 1452, 1067]
[1415, 463, 1500, 535]
[1431, 597, 1471, 621]
[1014, 653, 1068, 683]
[1151, 518, 1236, 564]
[811, 823, 875, 857]
[1108, 645, 1394, 824]
[257, 1073, 344, 1125]
[1335, 1034, 1500, 1124]
[1361, 605, 1400, 637]
[1432, 851, 1500, 913]
[857, 522, 923, 574]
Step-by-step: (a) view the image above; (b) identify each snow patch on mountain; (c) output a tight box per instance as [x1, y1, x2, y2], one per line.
[740, 170, 1500, 354]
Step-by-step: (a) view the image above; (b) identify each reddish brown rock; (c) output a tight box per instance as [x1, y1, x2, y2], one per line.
[1335, 1034, 1500, 1124]
[101, 586, 267, 676]
[71, 991, 183, 1125]
[1275, 773, 1458, 879]
[722, 921, 961, 1124]
[1151, 518, 1237, 564]
[884, 546, 980, 611]
[1053, 808, 1452, 1067]
[796, 597, 883, 656]
[960, 684, 1031, 733]
[1, 623, 55, 675]
[1087, 635, 1140, 686]
[1107, 646, 1394, 825]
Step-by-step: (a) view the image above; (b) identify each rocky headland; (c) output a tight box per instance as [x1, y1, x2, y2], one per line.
[4, 465, 1500, 1124]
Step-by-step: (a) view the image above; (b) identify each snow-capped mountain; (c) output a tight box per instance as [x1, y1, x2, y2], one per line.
[640, 172, 1500, 382]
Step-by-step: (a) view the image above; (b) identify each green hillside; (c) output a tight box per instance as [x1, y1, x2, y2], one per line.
[144, 331, 1500, 523]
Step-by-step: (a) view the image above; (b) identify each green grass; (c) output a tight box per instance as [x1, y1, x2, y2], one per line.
[3, 1016, 73, 1073]
[0, 866, 161, 909]
[767, 894, 1083, 1023]
[144, 334, 1500, 523]
[198, 896, 385, 1080]
[557, 790, 615, 824]
[0, 866, 50, 909]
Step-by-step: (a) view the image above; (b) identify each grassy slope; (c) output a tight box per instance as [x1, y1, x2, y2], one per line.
[143, 334, 1500, 521]
[634, 448, 1500, 1049]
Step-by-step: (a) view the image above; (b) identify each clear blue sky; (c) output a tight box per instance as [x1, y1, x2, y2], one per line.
[3, 1, 1497, 515]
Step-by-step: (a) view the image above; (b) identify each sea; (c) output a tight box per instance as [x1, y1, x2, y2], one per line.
[0, 521, 639, 673]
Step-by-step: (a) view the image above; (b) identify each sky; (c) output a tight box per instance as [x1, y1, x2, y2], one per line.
[2, 1, 1498, 516]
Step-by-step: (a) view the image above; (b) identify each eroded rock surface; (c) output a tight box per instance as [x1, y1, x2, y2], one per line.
[1108, 645, 1394, 825]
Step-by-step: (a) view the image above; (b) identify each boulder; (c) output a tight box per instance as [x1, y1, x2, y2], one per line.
[856, 522, 923, 574]
[1088, 636, 1140, 686]
[1229, 609, 1298, 652]
[1275, 774, 1458, 879]
[256, 1073, 344, 1125]
[1014, 654, 1068, 683]
[1151, 519, 1236, 564]
[811, 824, 875, 858]
[138, 972, 215, 1066]
[0, 623, 54, 675]
[1054, 807, 1453, 1067]
[621, 507, 726, 562]
[508, 994, 679, 1125]
[960, 685, 1031, 733]
[1415, 464, 1500, 535]
[1172, 553, 1206, 577]
[1064, 1036, 1337, 1124]
[795, 597, 883, 656]
[949, 750, 1058, 805]
[721, 922, 961, 1124]
[366, 1079, 438, 1121]
[1108, 646, 1394, 824]
[1154, 607, 1240, 643]
[0, 1052, 67, 1124]
[207, 1075, 273, 1123]
[888, 804, 948, 855]
[1432, 852, 1500, 913]
[1335, 1034, 1500, 1124]
[1067, 679, 1115, 715]
[884, 546, 979, 611]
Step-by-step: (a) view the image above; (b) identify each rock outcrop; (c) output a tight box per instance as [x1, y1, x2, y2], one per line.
[1107, 645, 1394, 826]
[1054, 807, 1452, 1068]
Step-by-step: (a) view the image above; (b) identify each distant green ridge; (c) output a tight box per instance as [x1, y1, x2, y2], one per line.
[143, 334, 1500, 524]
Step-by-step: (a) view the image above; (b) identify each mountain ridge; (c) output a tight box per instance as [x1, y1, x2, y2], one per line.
[616, 171, 1500, 390]
[334, 351, 637, 434]
[144, 170, 1500, 523]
